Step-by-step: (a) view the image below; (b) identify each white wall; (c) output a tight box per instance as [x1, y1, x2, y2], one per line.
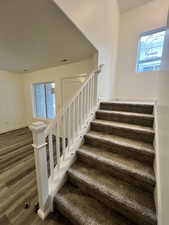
[115, 0, 169, 101]
[0, 71, 27, 133]
[23, 57, 94, 125]
[156, 70, 169, 225]
[53, 0, 120, 100]
[155, 12, 169, 225]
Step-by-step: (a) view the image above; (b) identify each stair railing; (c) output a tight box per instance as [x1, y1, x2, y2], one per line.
[29, 65, 103, 220]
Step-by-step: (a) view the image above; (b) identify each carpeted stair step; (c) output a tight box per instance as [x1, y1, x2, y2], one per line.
[77, 145, 155, 192]
[91, 120, 154, 144]
[54, 183, 133, 225]
[68, 162, 157, 225]
[84, 131, 155, 164]
[100, 102, 154, 114]
[96, 110, 154, 127]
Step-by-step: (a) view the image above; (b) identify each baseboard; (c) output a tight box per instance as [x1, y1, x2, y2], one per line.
[0, 124, 29, 134]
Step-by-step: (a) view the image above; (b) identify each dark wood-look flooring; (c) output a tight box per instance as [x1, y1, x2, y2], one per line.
[0, 128, 69, 225]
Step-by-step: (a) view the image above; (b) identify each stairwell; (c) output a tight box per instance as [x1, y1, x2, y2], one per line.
[0, 101, 157, 225]
[54, 102, 157, 225]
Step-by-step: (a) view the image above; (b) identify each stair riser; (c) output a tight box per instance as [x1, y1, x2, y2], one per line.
[96, 112, 154, 127]
[100, 103, 154, 114]
[91, 123, 154, 144]
[77, 152, 155, 192]
[68, 173, 156, 225]
[54, 200, 81, 225]
[84, 136, 154, 164]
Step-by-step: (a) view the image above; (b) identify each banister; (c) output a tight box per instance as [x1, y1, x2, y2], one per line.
[30, 63, 103, 220]
[45, 64, 103, 137]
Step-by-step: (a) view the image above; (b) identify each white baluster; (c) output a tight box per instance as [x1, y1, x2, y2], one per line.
[72, 101, 76, 143]
[56, 120, 61, 170]
[67, 107, 71, 153]
[62, 113, 66, 161]
[94, 72, 98, 105]
[48, 132, 54, 181]
[87, 81, 90, 115]
[82, 89, 85, 123]
[76, 95, 80, 133]
[89, 78, 92, 113]
[80, 91, 82, 130]
[91, 75, 95, 110]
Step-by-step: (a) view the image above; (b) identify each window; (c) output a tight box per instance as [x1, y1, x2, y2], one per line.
[137, 27, 166, 72]
[33, 82, 56, 119]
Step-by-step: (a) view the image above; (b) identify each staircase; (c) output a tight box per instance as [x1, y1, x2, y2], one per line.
[54, 102, 157, 225]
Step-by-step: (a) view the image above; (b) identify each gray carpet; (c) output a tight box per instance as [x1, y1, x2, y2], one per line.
[54, 102, 157, 225]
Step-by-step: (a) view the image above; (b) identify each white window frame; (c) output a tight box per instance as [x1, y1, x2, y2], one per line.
[31, 81, 56, 121]
[136, 26, 166, 73]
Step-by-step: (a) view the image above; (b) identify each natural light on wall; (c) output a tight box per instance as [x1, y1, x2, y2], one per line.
[137, 28, 166, 72]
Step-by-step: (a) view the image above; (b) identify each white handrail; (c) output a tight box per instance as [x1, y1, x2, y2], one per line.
[30, 64, 103, 219]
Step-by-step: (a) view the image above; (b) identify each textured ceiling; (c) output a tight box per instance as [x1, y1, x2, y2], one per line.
[0, 0, 96, 72]
[118, 0, 153, 13]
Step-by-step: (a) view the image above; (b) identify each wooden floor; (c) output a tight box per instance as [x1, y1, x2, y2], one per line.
[0, 128, 69, 225]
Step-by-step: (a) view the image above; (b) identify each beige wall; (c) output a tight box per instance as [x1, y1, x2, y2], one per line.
[156, 12, 169, 225]
[0, 71, 27, 133]
[23, 57, 95, 125]
[115, 0, 169, 101]
[53, 0, 120, 100]
[156, 70, 169, 225]
[115, 2, 169, 224]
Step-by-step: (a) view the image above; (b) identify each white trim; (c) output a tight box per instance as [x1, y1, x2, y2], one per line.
[153, 100, 162, 225]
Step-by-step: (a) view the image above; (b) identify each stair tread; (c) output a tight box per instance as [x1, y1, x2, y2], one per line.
[92, 119, 154, 133]
[86, 131, 154, 153]
[97, 110, 154, 118]
[69, 162, 156, 224]
[78, 144, 155, 186]
[55, 183, 133, 225]
[100, 101, 154, 106]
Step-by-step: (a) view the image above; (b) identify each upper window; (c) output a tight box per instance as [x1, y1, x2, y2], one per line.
[137, 28, 166, 72]
[33, 82, 56, 119]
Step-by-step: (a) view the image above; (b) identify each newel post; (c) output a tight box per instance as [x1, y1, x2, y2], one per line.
[29, 121, 50, 220]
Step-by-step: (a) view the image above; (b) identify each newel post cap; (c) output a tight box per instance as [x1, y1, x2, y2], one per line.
[29, 121, 47, 133]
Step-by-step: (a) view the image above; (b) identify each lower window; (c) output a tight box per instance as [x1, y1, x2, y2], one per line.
[33, 82, 56, 119]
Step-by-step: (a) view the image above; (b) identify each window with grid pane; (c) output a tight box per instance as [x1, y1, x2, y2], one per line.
[137, 28, 166, 72]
